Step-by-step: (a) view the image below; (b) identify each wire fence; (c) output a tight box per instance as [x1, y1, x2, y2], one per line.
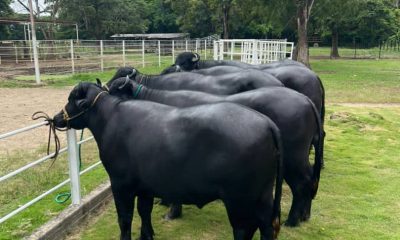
[310, 38, 400, 59]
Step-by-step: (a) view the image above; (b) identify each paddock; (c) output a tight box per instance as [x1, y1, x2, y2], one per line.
[0, 53, 399, 240]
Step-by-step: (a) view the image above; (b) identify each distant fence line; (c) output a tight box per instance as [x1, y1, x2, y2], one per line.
[0, 39, 296, 81]
[0, 40, 214, 78]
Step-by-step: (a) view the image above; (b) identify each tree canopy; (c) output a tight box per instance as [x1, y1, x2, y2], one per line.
[3, 0, 400, 63]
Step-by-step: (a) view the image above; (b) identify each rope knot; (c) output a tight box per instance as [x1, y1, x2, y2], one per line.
[32, 111, 64, 161]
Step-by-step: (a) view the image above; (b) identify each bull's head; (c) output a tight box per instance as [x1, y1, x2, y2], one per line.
[175, 52, 201, 71]
[108, 66, 138, 87]
[53, 79, 106, 129]
[108, 76, 143, 100]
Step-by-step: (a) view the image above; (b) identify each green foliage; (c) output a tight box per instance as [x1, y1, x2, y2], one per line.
[58, 0, 150, 39]
[146, 0, 179, 33]
[0, 0, 14, 40]
[312, 0, 400, 47]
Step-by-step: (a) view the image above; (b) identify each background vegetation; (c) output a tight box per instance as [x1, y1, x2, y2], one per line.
[2, 1, 399, 50]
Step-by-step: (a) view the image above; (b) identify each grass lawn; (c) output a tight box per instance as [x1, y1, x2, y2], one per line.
[311, 59, 400, 103]
[66, 105, 400, 240]
[1, 58, 399, 239]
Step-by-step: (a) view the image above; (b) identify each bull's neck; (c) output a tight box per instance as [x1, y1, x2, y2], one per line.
[85, 94, 120, 147]
[135, 73, 160, 88]
[135, 87, 183, 107]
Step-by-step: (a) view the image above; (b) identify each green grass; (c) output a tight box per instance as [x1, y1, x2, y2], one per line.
[0, 61, 173, 88]
[311, 59, 400, 103]
[66, 105, 400, 240]
[0, 136, 109, 240]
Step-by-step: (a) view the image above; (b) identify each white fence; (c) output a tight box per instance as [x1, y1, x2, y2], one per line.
[0, 39, 214, 79]
[0, 123, 98, 224]
[213, 39, 294, 64]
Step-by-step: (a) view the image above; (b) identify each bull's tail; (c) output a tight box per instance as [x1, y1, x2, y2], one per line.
[306, 96, 323, 199]
[269, 123, 284, 238]
[317, 76, 326, 131]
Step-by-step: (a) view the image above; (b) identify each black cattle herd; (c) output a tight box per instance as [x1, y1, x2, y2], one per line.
[51, 52, 325, 240]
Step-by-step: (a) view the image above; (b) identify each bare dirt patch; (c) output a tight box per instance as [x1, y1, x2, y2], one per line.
[0, 87, 72, 153]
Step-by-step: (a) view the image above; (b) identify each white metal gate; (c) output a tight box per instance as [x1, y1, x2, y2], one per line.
[213, 39, 294, 64]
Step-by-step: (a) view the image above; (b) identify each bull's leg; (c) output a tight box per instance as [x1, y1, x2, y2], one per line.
[285, 178, 313, 227]
[257, 184, 278, 240]
[137, 195, 155, 240]
[224, 201, 258, 240]
[165, 204, 182, 220]
[111, 183, 135, 240]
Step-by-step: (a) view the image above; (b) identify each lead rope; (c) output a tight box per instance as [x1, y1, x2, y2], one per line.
[31, 111, 64, 162]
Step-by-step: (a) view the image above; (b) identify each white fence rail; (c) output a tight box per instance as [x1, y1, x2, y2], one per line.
[0, 123, 97, 224]
[213, 39, 294, 64]
[0, 39, 214, 79]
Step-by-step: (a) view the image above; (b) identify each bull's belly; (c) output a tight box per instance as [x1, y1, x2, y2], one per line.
[138, 183, 219, 208]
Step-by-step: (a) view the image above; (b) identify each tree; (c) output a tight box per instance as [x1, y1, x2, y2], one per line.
[170, 0, 220, 38]
[0, 0, 14, 40]
[146, 0, 179, 33]
[58, 0, 150, 39]
[294, 0, 315, 67]
[313, 0, 360, 58]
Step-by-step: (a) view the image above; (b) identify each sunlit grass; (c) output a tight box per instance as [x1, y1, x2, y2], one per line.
[311, 59, 400, 103]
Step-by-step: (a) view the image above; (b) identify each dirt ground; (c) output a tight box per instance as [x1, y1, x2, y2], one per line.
[1, 86, 400, 154]
[0, 87, 72, 153]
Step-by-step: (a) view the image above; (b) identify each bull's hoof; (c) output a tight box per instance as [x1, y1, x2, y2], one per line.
[284, 218, 300, 227]
[138, 236, 154, 240]
[163, 212, 182, 221]
[301, 213, 310, 222]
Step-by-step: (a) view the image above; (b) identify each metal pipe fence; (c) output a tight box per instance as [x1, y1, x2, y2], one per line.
[0, 123, 97, 224]
[0, 39, 214, 80]
[213, 39, 294, 64]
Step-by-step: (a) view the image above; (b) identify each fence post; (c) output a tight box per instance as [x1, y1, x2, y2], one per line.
[185, 40, 188, 51]
[67, 129, 81, 205]
[158, 40, 161, 67]
[14, 43, 19, 64]
[230, 41, 234, 60]
[142, 40, 145, 68]
[205, 40, 208, 60]
[172, 40, 175, 63]
[195, 40, 198, 53]
[251, 40, 258, 64]
[70, 40, 75, 74]
[122, 40, 126, 67]
[100, 40, 104, 72]
[213, 40, 218, 60]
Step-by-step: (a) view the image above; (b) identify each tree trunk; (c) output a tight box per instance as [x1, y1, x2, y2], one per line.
[330, 25, 340, 58]
[222, 3, 230, 39]
[294, 0, 314, 67]
[296, 2, 310, 67]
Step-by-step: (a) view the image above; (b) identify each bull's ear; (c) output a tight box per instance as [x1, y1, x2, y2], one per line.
[96, 78, 102, 87]
[75, 99, 89, 110]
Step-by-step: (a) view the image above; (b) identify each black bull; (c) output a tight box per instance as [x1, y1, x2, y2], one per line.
[107, 66, 284, 94]
[162, 52, 325, 129]
[53, 82, 284, 240]
[109, 77, 323, 227]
